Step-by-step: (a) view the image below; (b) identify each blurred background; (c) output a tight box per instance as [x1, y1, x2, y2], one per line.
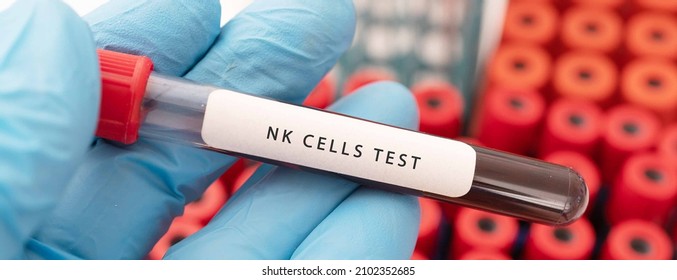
[51, 0, 677, 260]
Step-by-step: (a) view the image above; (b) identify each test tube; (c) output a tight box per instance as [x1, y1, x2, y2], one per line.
[552, 51, 617, 105]
[625, 12, 677, 61]
[559, 6, 622, 56]
[96, 49, 588, 226]
[451, 208, 518, 259]
[502, 1, 558, 47]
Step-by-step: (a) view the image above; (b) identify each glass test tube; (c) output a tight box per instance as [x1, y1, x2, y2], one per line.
[99, 50, 588, 226]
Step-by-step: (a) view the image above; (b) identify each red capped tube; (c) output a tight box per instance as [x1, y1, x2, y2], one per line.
[218, 158, 246, 193]
[148, 219, 202, 260]
[183, 178, 228, 226]
[601, 219, 674, 260]
[552, 51, 618, 105]
[502, 1, 558, 46]
[621, 59, 677, 122]
[415, 198, 442, 259]
[303, 74, 335, 109]
[569, 0, 625, 9]
[607, 153, 677, 225]
[632, 0, 677, 12]
[411, 80, 463, 139]
[559, 7, 623, 55]
[457, 250, 511, 260]
[451, 208, 519, 259]
[601, 105, 661, 181]
[93, 49, 590, 226]
[539, 99, 603, 158]
[524, 218, 595, 260]
[487, 43, 552, 91]
[625, 12, 677, 60]
[342, 68, 396, 96]
[230, 162, 261, 196]
[410, 251, 429, 260]
[476, 87, 545, 155]
[658, 125, 677, 173]
[544, 152, 600, 215]
[95, 50, 153, 144]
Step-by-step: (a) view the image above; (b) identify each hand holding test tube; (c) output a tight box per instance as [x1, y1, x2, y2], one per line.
[1, 0, 426, 260]
[0, 0, 586, 260]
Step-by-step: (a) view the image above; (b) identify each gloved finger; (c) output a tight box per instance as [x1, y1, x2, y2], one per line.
[28, 0, 355, 260]
[164, 82, 420, 259]
[184, 0, 356, 103]
[26, 0, 223, 260]
[0, 0, 99, 259]
[85, 0, 221, 76]
[291, 188, 419, 259]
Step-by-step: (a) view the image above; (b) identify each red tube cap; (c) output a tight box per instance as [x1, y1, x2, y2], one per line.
[553, 51, 617, 104]
[602, 219, 673, 260]
[451, 208, 518, 259]
[303, 74, 336, 109]
[476, 87, 545, 155]
[607, 153, 677, 225]
[524, 218, 596, 260]
[560, 7, 622, 54]
[626, 12, 677, 60]
[343, 68, 396, 96]
[539, 99, 603, 157]
[458, 250, 511, 260]
[502, 1, 558, 45]
[415, 198, 442, 258]
[148, 219, 202, 260]
[95, 49, 153, 144]
[412, 80, 464, 139]
[487, 43, 552, 91]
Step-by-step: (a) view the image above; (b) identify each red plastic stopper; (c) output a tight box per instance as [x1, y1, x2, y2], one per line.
[95, 49, 154, 144]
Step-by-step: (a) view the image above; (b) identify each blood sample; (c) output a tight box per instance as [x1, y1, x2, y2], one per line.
[94, 49, 589, 226]
[544, 152, 601, 215]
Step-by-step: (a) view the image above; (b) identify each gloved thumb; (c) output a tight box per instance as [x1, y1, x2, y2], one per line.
[0, 0, 99, 259]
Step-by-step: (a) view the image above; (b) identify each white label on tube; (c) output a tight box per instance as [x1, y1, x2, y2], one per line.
[201, 90, 476, 198]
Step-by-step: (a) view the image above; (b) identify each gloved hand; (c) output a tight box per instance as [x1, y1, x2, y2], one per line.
[0, 0, 421, 260]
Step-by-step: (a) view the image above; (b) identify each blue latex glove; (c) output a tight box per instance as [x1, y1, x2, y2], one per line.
[1, 0, 420, 260]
